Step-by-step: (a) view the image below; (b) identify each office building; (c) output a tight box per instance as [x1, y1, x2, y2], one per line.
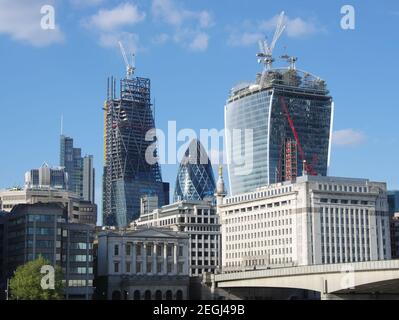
[225, 51, 333, 195]
[3, 203, 94, 300]
[60, 135, 95, 203]
[136, 199, 221, 277]
[0, 211, 6, 299]
[102, 76, 169, 227]
[174, 139, 216, 202]
[218, 175, 391, 273]
[391, 213, 399, 259]
[25, 163, 68, 190]
[0, 187, 97, 226]
[96, 226, 189, 300]
[83, 155, 95, 204]
[388, 191, 399, 216]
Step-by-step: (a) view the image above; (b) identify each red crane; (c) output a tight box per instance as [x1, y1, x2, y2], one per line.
[279, 96, 317, 176]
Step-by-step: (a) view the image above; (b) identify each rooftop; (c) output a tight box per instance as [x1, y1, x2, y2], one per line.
[228, 68, 329, 103]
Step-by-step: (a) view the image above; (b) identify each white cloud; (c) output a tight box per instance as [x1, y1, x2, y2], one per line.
[332, 129, 365, 147]
[188, 32, 209, 51]
[85, 3, 145, 31]
[228, 32, 263, 47]
[83, 3, 146, 51]
[151, 33, 169, 45]
[228, 13, 323, 47]
[0, 0, 64, 47]
[151, 0, 213, 51]
[70, 0, 104, 8]
[98, 32, 140, 52]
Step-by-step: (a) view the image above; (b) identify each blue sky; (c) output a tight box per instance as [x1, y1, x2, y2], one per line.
[1, 0, 399, 222]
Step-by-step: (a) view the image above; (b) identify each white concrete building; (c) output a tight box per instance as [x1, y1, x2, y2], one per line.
[0, 187, 97, 225]
[218, 175, 391, 273]
[96, 227, 190, 300]
[136, 199, 221, 277]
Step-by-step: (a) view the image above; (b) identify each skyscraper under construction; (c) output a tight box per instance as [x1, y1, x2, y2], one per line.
[225, 12, 333, 195]
[102, 61, 169, 226]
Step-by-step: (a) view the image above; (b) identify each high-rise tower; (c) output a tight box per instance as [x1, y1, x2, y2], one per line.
[102, 72, 169, 227]
[174, 139, 216, 202]
[225, 12, 333, 195]
[60, 135, 95, 203]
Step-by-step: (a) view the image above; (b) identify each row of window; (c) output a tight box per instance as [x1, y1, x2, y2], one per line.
[227, 228, 293, 242]
[113, 261, 185, 274]
[225, 209, 292, 224]
[114, 243, 184, 257]
[225, 187, 293, 204]
[318, 184, 369, 193]
[227, 238, 293, 250]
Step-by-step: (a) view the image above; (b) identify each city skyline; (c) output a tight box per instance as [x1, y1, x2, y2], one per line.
[1, 1, 399, 227]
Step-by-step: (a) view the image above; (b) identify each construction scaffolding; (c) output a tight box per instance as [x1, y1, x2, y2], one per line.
[102, 76, 168, 227]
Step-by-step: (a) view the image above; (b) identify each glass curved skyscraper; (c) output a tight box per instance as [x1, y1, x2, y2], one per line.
[174, 139, 216, 202]
[225, 67, 333, 196]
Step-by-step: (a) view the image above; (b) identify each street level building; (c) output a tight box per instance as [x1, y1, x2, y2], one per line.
[136, 199, 221, 277]
[96, 227, 189, 300]
[218, 175, 391, 273]
[2, 203, 94, 300]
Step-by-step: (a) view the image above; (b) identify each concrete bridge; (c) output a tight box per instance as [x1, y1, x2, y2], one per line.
[212, 260, 399, 300]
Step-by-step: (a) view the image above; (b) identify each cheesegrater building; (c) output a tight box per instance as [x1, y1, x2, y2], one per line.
[225, 56, 334, 196]
[102, 75, 169, 227]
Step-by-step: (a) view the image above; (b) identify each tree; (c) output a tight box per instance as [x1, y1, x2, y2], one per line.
[9, 256, 64, 300]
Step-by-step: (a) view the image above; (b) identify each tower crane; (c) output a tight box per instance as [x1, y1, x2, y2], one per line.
[118, 41, 135, 79]
[257, 11, 286, 86]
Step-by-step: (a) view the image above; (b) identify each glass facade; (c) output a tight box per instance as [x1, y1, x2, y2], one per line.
[225, 69, 333, 195]
[174, 139, 216, 202]
[103, 77, 169, 226]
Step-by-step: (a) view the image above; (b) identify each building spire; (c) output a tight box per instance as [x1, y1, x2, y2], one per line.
[216, 165, 226, 196]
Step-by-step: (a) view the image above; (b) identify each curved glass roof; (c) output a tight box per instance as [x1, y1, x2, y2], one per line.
[174, 139, 216, 202]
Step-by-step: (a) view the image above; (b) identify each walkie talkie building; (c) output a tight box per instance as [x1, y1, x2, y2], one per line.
[225, 67, 333, 196]
[102, 76, 169, 227]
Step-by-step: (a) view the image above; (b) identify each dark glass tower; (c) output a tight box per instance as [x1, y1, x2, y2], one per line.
[174, 139, 216, 202]
[225, 66, 333, 196]
[60, 135, 83, 197]
[103, 76, 169, 227]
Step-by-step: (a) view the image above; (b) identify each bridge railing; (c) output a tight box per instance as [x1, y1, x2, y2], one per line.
[215, 260, 399, 282]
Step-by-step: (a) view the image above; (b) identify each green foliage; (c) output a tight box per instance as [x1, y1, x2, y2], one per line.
[9, 256, 64, 300]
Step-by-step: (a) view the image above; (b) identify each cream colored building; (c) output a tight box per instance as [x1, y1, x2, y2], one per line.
[218, 175, 391, 273]
[96, 227, 189, 300]
[0, 187, 97, 225]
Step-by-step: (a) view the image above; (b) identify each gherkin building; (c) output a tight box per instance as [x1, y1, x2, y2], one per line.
[174, 139, 216, 202]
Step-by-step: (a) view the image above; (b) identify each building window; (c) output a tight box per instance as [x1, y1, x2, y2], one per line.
[178, 262, 184, 274]
[136, 262, 142, 273]
[126, 244, 131, 256]
[114, 262, 119, 273]
[114, 245, 119, 256]
[167, 245, 173, 257]
[167, 263, 172, 273]
[126, 262, 131, 273]
[147, 262, 152, 273]
[157, 262, 163, 273]
[147, 244, 152, 257]
[136, 244, 142, 256]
